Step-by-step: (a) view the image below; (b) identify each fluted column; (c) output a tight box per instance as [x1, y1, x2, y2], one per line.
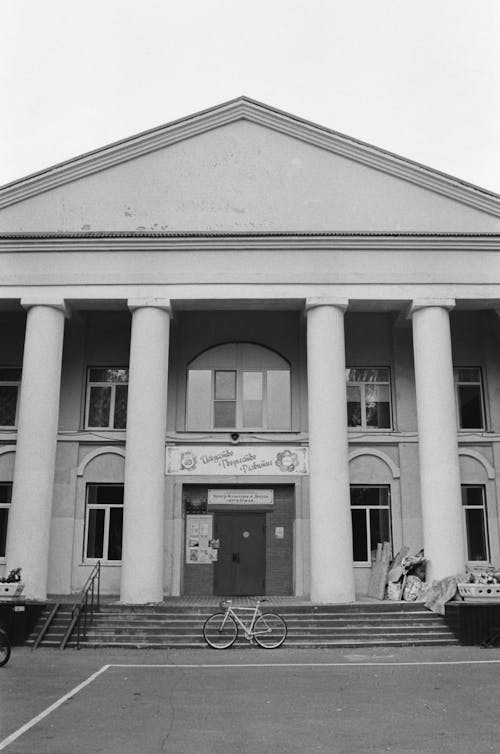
[6, 300, 67, 600]
[410, 300, 465, 582]
[306, 298, 355, 603]
[120, 299, 171, 603]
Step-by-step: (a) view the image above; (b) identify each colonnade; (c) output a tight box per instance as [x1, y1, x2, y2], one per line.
[5, 297, 466, 602]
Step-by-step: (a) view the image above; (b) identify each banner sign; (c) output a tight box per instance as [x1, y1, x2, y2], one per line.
[166, 445, 308, 476]
[208, 489, 274, 507]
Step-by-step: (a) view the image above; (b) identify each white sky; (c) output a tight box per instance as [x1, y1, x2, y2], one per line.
[1, 0, 500, 193]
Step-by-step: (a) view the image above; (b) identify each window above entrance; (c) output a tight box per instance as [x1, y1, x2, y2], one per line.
[186, 343, 291, 431]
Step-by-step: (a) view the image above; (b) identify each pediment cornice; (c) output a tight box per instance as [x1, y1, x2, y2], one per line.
[1, 97, 500, 217]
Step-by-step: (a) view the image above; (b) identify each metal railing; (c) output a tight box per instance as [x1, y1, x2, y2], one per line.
[61, 561, 101, 650]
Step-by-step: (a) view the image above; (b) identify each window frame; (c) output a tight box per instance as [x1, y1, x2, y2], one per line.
[84, 367, 129, 430]
[350, 484, 392, 566]
[83, 483, 124, 564]
[0, 367, 22, 429]
[454, 367, 485, 431]
[461, 484, 490, 563]
[0, 482, 13, 562]
[346, 367, 392, 431]
[186, 366, 291, 432]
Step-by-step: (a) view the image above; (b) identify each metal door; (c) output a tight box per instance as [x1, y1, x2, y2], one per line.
[214, 513, 266, 596]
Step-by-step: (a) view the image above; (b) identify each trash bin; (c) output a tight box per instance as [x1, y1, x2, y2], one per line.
[0, 603, 27, 645]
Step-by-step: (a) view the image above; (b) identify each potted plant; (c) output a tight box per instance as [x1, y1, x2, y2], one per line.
[0, 568, 24, 600]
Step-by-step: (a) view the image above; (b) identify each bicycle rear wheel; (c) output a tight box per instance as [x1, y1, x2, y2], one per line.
[254, 613, 287, 648]
[0, 629, 11, 667]
[203, 613, 238, 649]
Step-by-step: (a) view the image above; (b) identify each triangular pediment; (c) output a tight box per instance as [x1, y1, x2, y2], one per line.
[1, 97, 499, 232]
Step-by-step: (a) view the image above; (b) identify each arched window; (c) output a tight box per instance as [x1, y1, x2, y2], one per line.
[186, 343, 291, 431]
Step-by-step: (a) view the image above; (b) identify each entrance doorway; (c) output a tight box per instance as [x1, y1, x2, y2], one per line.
[214, 512, 266, 596]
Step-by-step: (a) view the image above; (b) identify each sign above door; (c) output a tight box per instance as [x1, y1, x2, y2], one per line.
[166, 445, 308, 476]
[208, 489, 274, 507]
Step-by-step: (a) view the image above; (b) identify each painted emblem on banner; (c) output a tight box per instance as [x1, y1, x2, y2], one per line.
[275, 450, 299, 473]
[180, 451, 197, 471]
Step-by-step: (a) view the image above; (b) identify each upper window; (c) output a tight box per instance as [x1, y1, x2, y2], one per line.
[350, 485, 391, 564]
[454, 368, 485, 429]
[0, 483, 12, 560]
[186, 343, 291, 431]
[0, 368, 21, 428]
[84, 484, 123, 562]
[85, 368, 128, 429]
[462, 485, 489, 562]
[347, 368, 391, 429]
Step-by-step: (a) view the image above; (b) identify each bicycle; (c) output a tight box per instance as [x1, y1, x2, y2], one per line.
[203, 599, 287, 649]
[0, 628, 11, 667]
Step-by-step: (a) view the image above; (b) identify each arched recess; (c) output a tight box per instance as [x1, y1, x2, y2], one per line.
[458, 449, 495, 480]
[77, 447, 126, 477]
[348, 448, 400, 479]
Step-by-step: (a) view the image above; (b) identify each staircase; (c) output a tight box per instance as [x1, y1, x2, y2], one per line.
[27, 601, 458, 649]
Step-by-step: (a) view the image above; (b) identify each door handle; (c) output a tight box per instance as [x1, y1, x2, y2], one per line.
[232, 552, 240, 563]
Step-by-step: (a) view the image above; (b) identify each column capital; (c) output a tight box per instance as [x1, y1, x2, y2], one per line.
[21, 297, 70, 317]
[127, 298, 172, 316]
[305, 297, 349, 313]
[408, 298, 455, 318]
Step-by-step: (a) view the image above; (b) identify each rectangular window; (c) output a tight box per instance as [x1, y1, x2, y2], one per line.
[86, 368, 128, 429]
[461, 485, 489, 561]
[0, 368, 22, 428]
[186, 368, 291, 430]
[454, 368, 485, 429]
[0, 483, 12, 559]
[347, 368, 391, 429]
[84, 484, 123, 562]
[350, 486, 391, 564]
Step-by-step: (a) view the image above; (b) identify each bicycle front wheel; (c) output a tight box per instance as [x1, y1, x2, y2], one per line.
[254, 613, 287, 649]
[0, 629, 11, 667]
[203, 613, 238, 649]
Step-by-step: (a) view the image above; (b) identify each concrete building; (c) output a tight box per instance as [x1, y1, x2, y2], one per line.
[0, 97, 499, 604]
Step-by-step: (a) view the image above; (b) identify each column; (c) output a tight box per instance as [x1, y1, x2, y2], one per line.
[6, 300, 67, 600]
[410, 300, 465, 582]
[120, 299, 171, 603]
[306, 298, 355, 603]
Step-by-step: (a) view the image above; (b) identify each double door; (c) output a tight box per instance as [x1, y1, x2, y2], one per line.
[213, 512, 266, 596]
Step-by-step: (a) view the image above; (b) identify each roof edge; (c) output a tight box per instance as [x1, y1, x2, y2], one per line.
[1, 96, 500, 218]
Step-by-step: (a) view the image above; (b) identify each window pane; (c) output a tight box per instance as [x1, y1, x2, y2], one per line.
[0, 368, 21, 381]
[365, 384, 391, 428]
[214, 371, 236, 400]
[351, 487, 389, 507]
[88, 386, 111, 427]
[186, 370, 212, 430]
[347, 385, 362, 426]
[267, 370, 291, 429]
[455, 368, 481, 383]
[465, 508, 488, 561]
[351, 509, 368, 561]
[0, 484, 12, 505]
[86, 509, 105, 558]
[461, 486, 483, 507]
[369, 508, 390, 561]
[347, 368, 389, 383]
[458, 385, 483, 428]
[0, 385, 18, 426]
[242, 372, 263, 427]
[107, 508, 123, 560]
[214, 401, 236, 428]
[91, 485, 124, 506]
[89, 368, 128, 383]
[0, 508, 8, 557]
[113, 385, 128, 429]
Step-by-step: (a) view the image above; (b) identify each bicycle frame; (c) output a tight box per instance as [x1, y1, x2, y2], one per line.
[220, 600, 264, 642]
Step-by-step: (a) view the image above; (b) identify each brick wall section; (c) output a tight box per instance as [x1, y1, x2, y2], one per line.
[182, 484, 294, 595]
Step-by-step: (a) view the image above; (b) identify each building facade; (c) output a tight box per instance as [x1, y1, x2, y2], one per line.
[0, 98, 499, 603]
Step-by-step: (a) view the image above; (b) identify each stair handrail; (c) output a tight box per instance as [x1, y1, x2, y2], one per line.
[32, 602, 61, 650]
[60, 561, 101, 650]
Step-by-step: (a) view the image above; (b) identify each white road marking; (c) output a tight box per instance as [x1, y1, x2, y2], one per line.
[0, 664, 111, 751]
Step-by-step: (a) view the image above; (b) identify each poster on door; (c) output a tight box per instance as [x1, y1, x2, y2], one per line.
[185, 514, 218, 564]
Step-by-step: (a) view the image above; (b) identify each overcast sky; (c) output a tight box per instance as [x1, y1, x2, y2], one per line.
[1, 0, 499, 193]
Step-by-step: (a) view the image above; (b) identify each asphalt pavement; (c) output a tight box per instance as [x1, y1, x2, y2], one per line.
[1, 644, 500, 753]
